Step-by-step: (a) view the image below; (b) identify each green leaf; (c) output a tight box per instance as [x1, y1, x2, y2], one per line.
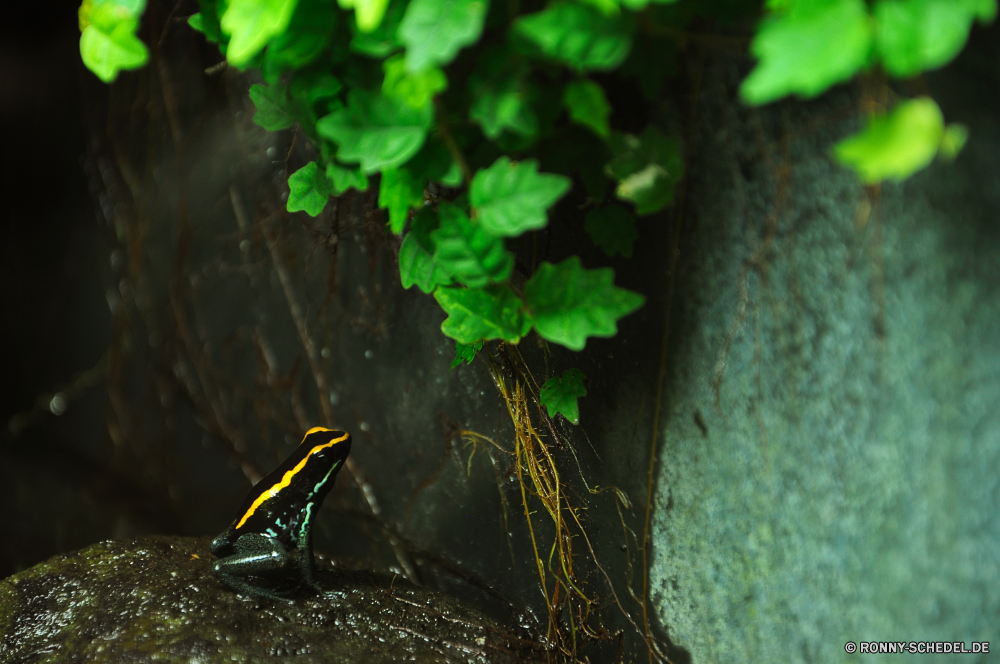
[470, 157, 571, 237]
[262, 0, 336, 77]
[430, 202, 513, 288]
[740, 0, 874, 105]
[619, 0, 680, 9]
[287, 161, 334, 216]
[289, 70, 343, 108]
[585, 205, 637, 257]
[79, 0, 147, 31]
[563, 79, 611, 138]
[326, 163, 369, 194]
[539, 368, 587, 425]
[79, 1, 149, 83]
[349, 0, 406, 55]
[398, 0, 489, 71]
[435, 285, 531, 344]
[338, 0, 390, 32]
[80, 22, 149, 83]
[605, 125, 682, 215]
[188, 12, 225, 43]
[450, 341, 484, 369]
[382, 54, 448, 109]
[939, 123, 968, 160]
[832, 97, 945, 183]
[524, 256, 644, 351]
[400, 207, 451, 292]
[379, 166, 425, 233]
[317, 89, 433, 174]
[249, 83, 296, 131]
[406, 137, 462, 186]
[400, 233, 447, 292]
[514, 2, 634, 71]
[220, 0, 299, 67]
[874, 0, 996, 77]
[469, 46, 539, 140]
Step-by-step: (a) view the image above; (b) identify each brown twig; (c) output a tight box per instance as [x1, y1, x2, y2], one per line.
[262, 213, 420, 584]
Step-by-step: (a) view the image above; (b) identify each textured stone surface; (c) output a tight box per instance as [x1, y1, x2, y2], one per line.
[648, 34, 1000, 664]
[0, 536, 541, 663]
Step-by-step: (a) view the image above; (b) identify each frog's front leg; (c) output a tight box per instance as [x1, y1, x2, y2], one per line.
[296, 502, 322, 592]
[213, 532, 292, 601]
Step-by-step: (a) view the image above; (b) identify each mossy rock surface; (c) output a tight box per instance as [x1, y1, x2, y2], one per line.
[0, 536, 540, 663]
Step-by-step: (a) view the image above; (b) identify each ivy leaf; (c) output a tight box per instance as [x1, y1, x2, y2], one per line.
[287, 161, 334, 216]
[317, 89, 433, 173]
[349, 0, 406, 55]
[585, 205, 637, 257]
[400, 232, 450, 292]
[220, 0, 298, 68]
[832, 97, 946, 183]
[79, 1, 149, 83]
[382, 54, 448, 109]
[400, 207, 451, 292]
[430, 202, 513, 287]
[379, 166, 425, 233]
[524, 256, 644, 351]
[407, 137, 463, 186]
[939, 123, 969, 160]
[398, 0, 489, 71]
[874, 0, 996, 77]
[470, 157, 571, 237]
[435, 285, 531, 344]
[605, 125, 682, 215]
[450, 341, 484, 369]
[261, 0, 336, 78]
[469, 46, 539, 140]
[188, 12, 224, 44]
[514, 2, 635, 71]
[619, 0, 680, 9]
[539, 368, 587, 425]
[740, 0, 874, 105]
[249, 83, 296, 130]
[326, 163, 369, 194]
[563, 79, 611, 138]
[289, 70, 343, 109]
[338, 0, 390, 32]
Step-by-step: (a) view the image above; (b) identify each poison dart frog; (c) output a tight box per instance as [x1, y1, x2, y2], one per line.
[211, 427, 351, 600]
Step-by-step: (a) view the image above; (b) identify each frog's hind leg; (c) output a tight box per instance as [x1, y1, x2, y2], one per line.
[214, 533, 293, 602]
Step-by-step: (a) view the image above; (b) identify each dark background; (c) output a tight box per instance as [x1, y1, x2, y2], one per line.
[0, 0, 122, 572]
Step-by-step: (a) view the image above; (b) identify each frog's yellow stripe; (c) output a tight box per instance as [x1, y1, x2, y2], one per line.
[236, 429, 349, 529]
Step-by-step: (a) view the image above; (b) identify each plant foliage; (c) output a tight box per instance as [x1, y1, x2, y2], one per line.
[78, 0, 150, 82]
[539, 368, 587, 425]
[78, 0, 994, 416]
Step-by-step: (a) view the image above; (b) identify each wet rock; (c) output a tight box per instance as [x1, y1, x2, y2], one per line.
[0, 536, 542, 663]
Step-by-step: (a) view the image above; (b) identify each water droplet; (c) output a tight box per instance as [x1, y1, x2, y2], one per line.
[329, 391, 340, 406]
[364, 350, 374, 359]
[321, 347, 331, 358]
[359, 421, 370, 432]
[49, 393, 67, 416]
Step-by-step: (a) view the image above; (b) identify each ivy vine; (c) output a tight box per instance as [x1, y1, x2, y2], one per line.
[78, 0, 995, 421]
